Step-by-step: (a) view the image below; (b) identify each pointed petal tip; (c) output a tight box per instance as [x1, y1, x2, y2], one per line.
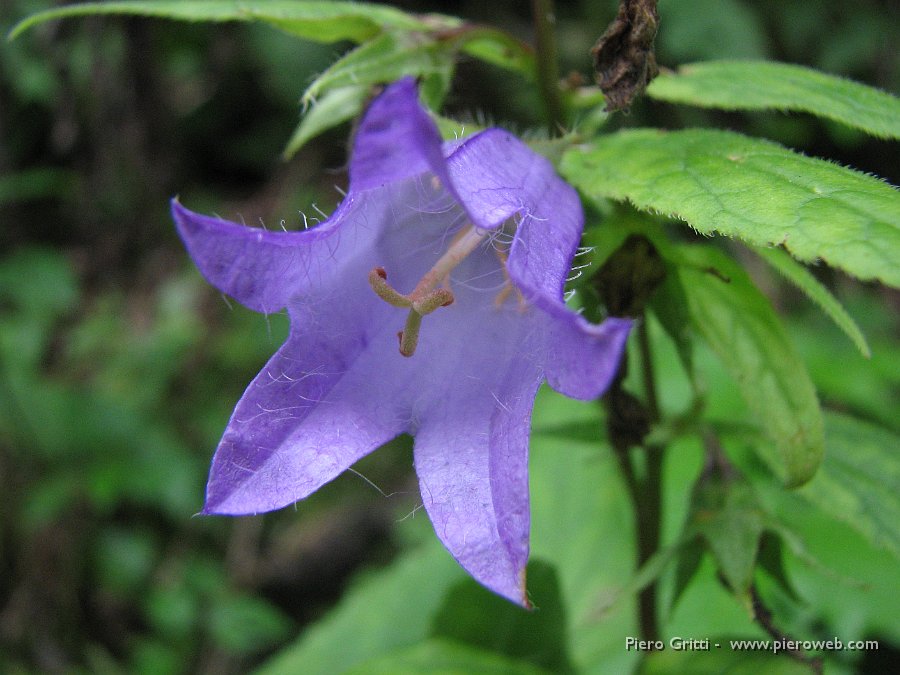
[519, 567, 533, 610]
[488, 563, 531, 608]
[544, 313, 634, 401]
[200, 496, 260, 518]
[349, 76, 446, 193]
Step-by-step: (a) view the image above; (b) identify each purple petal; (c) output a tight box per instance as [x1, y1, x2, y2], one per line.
[411, 301, 544, 606]
[172, 199, 340, 314]
[349, 77, 450, 193]
[204, 325, 409, 515]
[414, 375, 539, 606]
[444, 129, 631, 399]
[446, 128, 576, 249]
[542, 313, 632, 399]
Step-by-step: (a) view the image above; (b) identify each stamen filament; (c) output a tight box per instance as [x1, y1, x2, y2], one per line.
[369, 223, 486, 358]
[409, 225, 487, 302]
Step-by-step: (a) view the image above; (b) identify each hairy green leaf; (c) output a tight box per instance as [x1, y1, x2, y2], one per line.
[9, 1, 535, 78]
[799, 412, 900, 560]
[648, 60, 900, 139]
[9, 1, 437, 43]
[302, 32, 454, 108]
[283, 85, 369, 159]
[674, 245, 824, 486]
[561, 129, 900, 287]
[754, 246, 870, 357]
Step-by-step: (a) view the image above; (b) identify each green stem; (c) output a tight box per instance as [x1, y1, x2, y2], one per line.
[605, 321, 663, 642]
[750, 584, 823, 674]
[636, 321, 663, 642]
[638, 320, 660, 423]
[531, 0, 565, 134]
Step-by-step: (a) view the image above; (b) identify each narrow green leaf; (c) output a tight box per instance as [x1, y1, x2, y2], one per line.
[254, 2, 448, 42]
[345, 639, 551, 675]
[561, 129, 900, 287]
[302, 32, 454, 108]
[648, 60, 900, 140]
[9, 1, 438, 43]
[674, 245, 824, 486]
[754, 246, 870, 357]
[282, 85, 369, 160]
[594, 538, 688, 618]
[799, 412, 900, 560]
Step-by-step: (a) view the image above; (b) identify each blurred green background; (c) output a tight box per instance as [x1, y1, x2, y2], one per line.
[1, 1, 898, 673]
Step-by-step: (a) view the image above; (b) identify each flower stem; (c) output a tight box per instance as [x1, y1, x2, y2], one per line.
[531, 0, 565, 135]
[636, 320, 662, 642]
[751, 584, 824, 674]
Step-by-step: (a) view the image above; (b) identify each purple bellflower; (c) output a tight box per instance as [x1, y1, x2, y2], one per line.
[173, 77, 631, 606]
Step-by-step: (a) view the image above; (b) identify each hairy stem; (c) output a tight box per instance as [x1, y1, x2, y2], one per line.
[531, 0, 565, 134]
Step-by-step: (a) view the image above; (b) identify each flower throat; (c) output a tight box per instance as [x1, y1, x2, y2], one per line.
[368, 224, 487, 357]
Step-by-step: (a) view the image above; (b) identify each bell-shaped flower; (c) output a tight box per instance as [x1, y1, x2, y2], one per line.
[173, 77, 631, 605]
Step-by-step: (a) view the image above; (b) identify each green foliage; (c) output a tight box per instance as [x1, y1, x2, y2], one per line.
[673, 245, 824, 486]
[562, 129, 900, 287]
[648, 60, 900, 139]
[301, 30, 454, 111]
[345, 639, 551, 675]
[798, 412, 900, 560]
[656, 0, 768, 62]
[10, 0, 534, 156]
[686, 469, 765, 596]
[256, 542, 465, 675]
[753, 246, 870, 357]
[0, 167, 74, 205]
[431, 560, 571, 672]
[208, 594, 293, 655]
[283, 85, 369, 159]
[640, 648, 811, 675]
[9, 1, 436, 43]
